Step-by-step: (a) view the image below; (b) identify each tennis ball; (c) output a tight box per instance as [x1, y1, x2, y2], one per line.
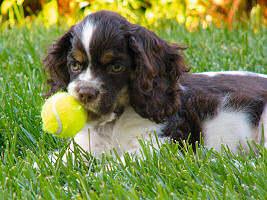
[41, 92, 87, 138]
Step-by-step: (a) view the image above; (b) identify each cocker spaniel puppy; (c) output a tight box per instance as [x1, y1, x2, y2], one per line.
[44, 10, 267, 159]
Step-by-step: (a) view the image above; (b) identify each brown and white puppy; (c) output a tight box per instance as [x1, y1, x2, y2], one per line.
[44, 10, 267, 158]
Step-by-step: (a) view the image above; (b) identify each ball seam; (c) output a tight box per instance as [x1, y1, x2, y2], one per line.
[52, 93, 69, 135]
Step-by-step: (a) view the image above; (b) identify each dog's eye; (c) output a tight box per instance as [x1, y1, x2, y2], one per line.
[108, 65, 125, 74]
[71, 63, 82, 72]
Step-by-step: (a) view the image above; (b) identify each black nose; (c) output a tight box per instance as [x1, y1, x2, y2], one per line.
[78, 87, 99, 104]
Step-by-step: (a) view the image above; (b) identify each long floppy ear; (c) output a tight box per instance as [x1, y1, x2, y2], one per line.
[43, 28, 73, 96]
[128, 25, 189, 123]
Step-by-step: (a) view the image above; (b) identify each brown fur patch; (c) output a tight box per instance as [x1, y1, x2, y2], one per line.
[72, 49, 86, 64]
[117, 87, 129, 106]
[100, 51, 114, 64]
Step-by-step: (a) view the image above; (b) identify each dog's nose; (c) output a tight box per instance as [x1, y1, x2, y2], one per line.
[78, 87, 99, 104]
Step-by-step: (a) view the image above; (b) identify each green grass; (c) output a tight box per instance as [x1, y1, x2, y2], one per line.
[0, 21, 267, 199]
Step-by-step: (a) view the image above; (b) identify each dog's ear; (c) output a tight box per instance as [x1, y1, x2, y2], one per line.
[128, 25, 189, 123]
[43, 28, 73, 96]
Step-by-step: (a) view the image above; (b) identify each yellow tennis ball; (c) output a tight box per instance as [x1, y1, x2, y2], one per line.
[41, 92, 87, 138]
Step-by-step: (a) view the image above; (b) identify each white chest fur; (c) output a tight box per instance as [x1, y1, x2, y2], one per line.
[74, 107, 164, 158]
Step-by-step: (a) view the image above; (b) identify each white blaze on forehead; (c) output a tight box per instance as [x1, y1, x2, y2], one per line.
[76, 21, 102, 88]
[81, 21, 95, 56]
[79, 67, 93, 81]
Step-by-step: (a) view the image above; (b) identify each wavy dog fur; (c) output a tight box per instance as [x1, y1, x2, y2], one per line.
[43, 11, 188, 123]
[43, 10, 267, 158]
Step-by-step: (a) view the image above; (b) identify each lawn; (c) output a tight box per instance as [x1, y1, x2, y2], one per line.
[0, 21, 266, 199]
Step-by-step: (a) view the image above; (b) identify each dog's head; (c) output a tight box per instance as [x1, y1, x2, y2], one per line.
[43, 10, 188, 123]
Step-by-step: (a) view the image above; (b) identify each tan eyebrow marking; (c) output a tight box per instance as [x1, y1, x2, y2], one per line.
[100, 51, 114, 64]
[72, 49, 86, 63]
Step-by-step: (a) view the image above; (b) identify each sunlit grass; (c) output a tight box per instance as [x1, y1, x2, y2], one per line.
[0, 21, 266, 199]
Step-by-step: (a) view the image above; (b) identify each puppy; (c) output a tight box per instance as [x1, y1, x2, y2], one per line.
[44, 10, 267, 159]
